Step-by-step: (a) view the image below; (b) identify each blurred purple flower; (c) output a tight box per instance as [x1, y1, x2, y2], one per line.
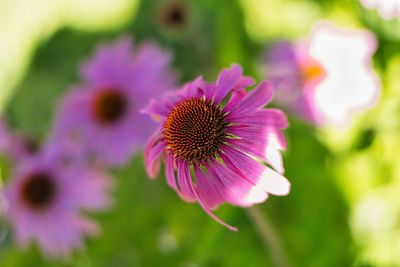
[265, 23, 380, 126]
[143, 64, 290, 230]
[53, 37, 176, 166]
[3, 151, 113, 257]
[361, 0, 400, 19]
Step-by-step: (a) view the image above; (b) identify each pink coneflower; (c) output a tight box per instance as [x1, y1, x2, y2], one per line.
[143, 64, 290, 230]
[53, 37, 176, 166]
[3, 152, 112, 257]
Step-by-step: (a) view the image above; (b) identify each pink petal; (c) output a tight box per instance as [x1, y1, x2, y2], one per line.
[224, 90, 247, 112]
[188, 167, 238, 231]
[209, 160, 264, 207]
[144, 132, 165, 178]
[233, 76, 255, 91]
[227, 126, 286, 173]
[230, 81, 273, 114]
[204, 83, 217, 101]
[183, 76, 205, 98]
[264, 129, 286, 174]
[214, 64, 243, 103]
[193, 165, 225, 210]
[176, 160, 196, 202]
[256, 167, 291, 196]
[227, 109, 288, 128]
[141, 99, 171, 117]
[222, 145, 290, 197]
[165, 155, 178, 189]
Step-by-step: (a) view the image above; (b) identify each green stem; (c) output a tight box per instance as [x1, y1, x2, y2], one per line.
[246, 206, 292, 267]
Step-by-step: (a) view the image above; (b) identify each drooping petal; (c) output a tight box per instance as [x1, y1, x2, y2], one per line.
[230, 139, 285, 173]
[227, 125, 286, 173]
[222, 145, 290, 196]
[188, 166, 238, 231]
[228, 138, 269, 162]
[208, 159, 266, 207]
[165, 154, 178, 189]
[175, 160, 196, 201]
[264, 129, 286, 173]
[194, 165, 225, 210]
[256, 166, 291, 196]
[144, 132, 165, 179]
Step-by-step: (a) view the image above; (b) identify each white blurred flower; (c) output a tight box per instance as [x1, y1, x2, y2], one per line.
[309, 23, 380, 126]
[361, 0, 400, 19]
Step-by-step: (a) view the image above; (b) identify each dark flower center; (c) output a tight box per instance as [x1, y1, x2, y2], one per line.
[92, 89, 127, 125]
[163, 98, 228, 164]
[167, 6, 184, 25]
[158, 0, 188, 29]
[20, 172, 57, 211]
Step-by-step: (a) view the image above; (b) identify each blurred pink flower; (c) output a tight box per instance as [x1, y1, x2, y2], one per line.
[265, 41, 325, 124]
[309, 23, 380, 126]
[265, 23, 380, 126]
[3, 151, 113, 257]
[53, 37, 176, 167]
[361, 0, 400, 19]
[143, 64, 290, 230]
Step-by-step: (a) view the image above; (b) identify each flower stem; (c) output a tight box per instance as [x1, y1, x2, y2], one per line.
[246, 206, 292, 267]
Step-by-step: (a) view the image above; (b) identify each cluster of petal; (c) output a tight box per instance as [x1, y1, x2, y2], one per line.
[361, 0, 400, 19]
[143, 64, 290, 230]
[53, 37, 176, 166]
[265, 22, 380, 126]
[3, 151, 113, 257]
